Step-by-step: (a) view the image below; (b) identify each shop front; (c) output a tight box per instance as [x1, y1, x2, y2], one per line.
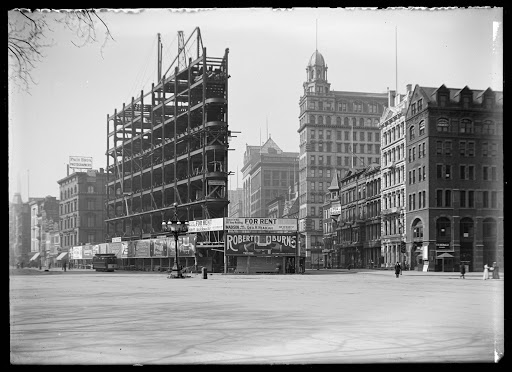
[435, 242, 454, 272]
[225, 232, 298, 274]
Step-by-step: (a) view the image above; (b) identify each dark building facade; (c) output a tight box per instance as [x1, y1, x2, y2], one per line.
[405, 84, 503, 272]
[58, 169, 108, 251]
[9, 193, 32, 266]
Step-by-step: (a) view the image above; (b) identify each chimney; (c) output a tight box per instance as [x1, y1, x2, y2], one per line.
[406, 84, 412, 93]
[388, 88, 396, 108]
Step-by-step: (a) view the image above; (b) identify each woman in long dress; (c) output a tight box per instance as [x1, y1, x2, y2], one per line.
[483, 264, 489, 280]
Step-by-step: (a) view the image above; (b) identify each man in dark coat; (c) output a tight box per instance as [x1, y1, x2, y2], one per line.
[394, 262, 401, 278]
[460, 263, 466, 279]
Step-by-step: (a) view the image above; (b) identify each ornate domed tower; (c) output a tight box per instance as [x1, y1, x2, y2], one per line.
[303, 50, 330, 94]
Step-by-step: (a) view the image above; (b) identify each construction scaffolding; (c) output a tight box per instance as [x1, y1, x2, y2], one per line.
[105, 28, 231, 270]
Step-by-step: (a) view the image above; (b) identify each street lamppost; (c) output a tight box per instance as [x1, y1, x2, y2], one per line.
[162, 202, 189, 278]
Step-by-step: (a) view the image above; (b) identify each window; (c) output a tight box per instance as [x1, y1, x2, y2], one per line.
[460, 165, 466, 180]
[483, 120, 495, 134]
[468, 191, 474, 207]
[360, 144, 365, 154]
[483, 166, 489, 181]
[417, 98, 423, 111]
[409, 126, 415, 140]
[467, 142, 475, 157]
[337, 130, 342, 140]
[437, 164, 443, 179]
[437, 218, 451, 238]
[353, 131, 357, 141]
[326, 156, 331, 165]
[311, 182, 316, 191]
[337, 156, 342, 166]
[460, 190, 466, 207]
[437, 118, 450, 132]
[491, 166, 497, 181]
[87, 185, 95, 193]
[460, 119, 473, 133]
[444, 141, 452, 156]
[421, 142, 426, 157]
[344, 131, 349, 140]
[326, 116, 331, 125]
[436, 141, 443, 155]
[326, 143, 332, 152]
[418, 167, 422, 182]
[337, 117, 342, 125]
[360, 132, 365, 141]
[422, 166, 426, 181]
[310, 156, 315, 165]
[310, 169, 315, 177]
[482, 142, 488, 157]
[460, 141, 466, 156]
[445, 190, 452, 207]
[419, 120, 425, 135]
[318, 156, 323, 165]
[318, 130, 323, 139]
[326, 130, 331, 140]
[318, 143, 324, 152]
[491, 191, 497, 208]
[359, 118, 364, 126]
[468, 165, 474, 180]
[483, 191, 489, 208]
[411, 103, 417, 115]
[445, 164, 451, 179]
[310, 116, 316, 125]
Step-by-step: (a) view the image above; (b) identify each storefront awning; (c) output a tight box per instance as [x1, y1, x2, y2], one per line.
[56, 252, 68, 260]
[437, 252, 454, 258]
[29, 252, 40, 261]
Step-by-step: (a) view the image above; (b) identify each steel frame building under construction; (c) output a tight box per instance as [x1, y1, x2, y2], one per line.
[105, 28, 231, 271]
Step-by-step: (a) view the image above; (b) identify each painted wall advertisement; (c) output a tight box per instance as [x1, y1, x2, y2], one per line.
[82, 246, 93, 259]
[151, 237, 168, 257]
[225, 218, 298, 232]
[188, 218, 224, 232]
[225, 233, 297, 256]
[134, 240, 151, 257]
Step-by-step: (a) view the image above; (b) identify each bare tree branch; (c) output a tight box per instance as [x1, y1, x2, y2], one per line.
[8, 9, 114, 92]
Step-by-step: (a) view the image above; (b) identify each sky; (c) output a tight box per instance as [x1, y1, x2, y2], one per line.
[8, 7, 503, 202]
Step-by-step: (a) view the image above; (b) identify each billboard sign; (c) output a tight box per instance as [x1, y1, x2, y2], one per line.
[225, 218, 297, 232]
[166, 234, 196, 257]
[134, 240, 151, 257]
[69, 156, 93, 169]
[225, 233, 297, 256]
[151, 238, 168, 257]
[188, 218, 224, 232]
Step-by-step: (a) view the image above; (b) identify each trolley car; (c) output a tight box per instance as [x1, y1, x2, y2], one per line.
[92, 253, 118, 272]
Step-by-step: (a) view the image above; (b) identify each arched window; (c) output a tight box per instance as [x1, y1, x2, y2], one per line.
[409, 126, 415, 140]
[437, 118, 450, 132]
[318, 116, 324, 125]
[419, 120, 426, 136]
[326, 116, 331, 125]
[310, 115, 315, 124]
[412, 218, 424, 239]
[436, 217, 451, 239]
[359, 118, 364, 126]
[344, 117, 349, 126]
[336, 117, 342, 125]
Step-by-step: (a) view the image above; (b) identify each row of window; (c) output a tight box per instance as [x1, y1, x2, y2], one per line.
[435, 140, 498, 157]
[60, 199, 99, 215]
[411, 118, 498, 138]
[308, 155, 380, 168]
[436, 164, 498, 181]
[307, 128, 381, 142]
[60, 215, 98, 230]
[306, 115, 380, 127]
[61, 184, 97, 201]
[407, 189, 500, 209]
[408, 166, 427, 184]
[302, 100, 381, 114]
[382, 122, 405, 146]
[382, 166, 405, 189]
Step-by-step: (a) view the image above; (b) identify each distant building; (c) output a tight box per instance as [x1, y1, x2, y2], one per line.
[28, 196, 59, 268]
[241, 137, 299, 218]
[57, 169, 108, 254]
[298, 49, 388, 268]
[228, 188, 243, 217]
[9, 193, 32, 266]
[404, 84, 503, 272]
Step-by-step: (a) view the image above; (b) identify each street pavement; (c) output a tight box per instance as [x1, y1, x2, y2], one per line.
[9, 267, 504, 365]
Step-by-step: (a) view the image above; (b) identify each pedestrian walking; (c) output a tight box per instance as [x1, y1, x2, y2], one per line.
[394, 262, 401, 278]
[460, 263, 466, 279]
[492, 262, 500, 279]
[483, 264, 489, 280]
[63, 262, 67, 272]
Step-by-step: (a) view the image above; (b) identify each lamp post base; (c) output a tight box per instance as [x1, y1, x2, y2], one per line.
[169, 264, 183, 278]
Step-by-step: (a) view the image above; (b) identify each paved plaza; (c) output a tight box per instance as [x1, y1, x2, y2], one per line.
[9, 268, 504, 365]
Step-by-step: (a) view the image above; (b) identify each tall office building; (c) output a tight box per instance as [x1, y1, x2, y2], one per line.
[298, 49, 387, 268]
[241, 137, 299, 218]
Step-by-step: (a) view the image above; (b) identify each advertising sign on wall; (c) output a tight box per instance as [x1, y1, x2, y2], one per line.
[188, 218, 224, 232]
[82, 246, 93, 259]
[166, 234, 197, 257]
[225, 218, 297, 232]
[151, 238, 168, 257]
[134, 240, 151, 257]
[225, 233, 297, 256]
[71, 246, 83, 260]
[108, 242, 123, 256]
[69, 156, 93, 169]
